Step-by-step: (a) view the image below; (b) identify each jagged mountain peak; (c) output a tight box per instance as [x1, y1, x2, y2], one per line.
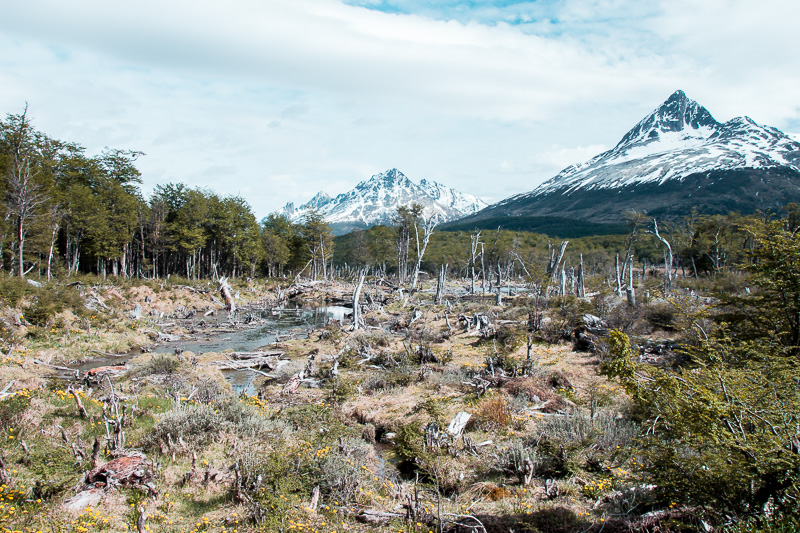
[356, 168, 413, 190]
[276, 169, 487, 234]
[474, 91, 800, 229]
[615, 90, 720, 152]
[306, 191, 331, 208]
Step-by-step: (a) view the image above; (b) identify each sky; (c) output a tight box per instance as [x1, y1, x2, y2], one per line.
[1, 0, 799, 218]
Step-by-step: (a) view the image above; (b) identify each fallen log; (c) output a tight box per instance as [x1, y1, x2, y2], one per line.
[32, 359, 73, 372]
[356, 510, 405, 525]
[206, 357, 278, 370]
[227, 351, 283, 360]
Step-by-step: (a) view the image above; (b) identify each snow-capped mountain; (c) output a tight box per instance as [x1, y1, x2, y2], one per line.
[456, 90, 800, 232]
[279, 169, 487, 234]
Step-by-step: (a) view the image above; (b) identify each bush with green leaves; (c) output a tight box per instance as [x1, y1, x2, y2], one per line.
[599, 217, 800, 520]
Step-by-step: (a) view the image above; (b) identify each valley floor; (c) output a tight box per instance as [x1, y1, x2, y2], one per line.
[0, 277, 695, 533]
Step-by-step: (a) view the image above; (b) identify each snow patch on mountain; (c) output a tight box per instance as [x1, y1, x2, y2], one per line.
[278, 169, 487, 229]
[500, 90, 800, 205]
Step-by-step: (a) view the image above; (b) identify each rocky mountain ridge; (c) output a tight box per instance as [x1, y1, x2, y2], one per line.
[279, 169, 487, 234]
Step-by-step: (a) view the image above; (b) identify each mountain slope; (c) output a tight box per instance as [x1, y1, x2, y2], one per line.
[455, 90, 800, 231]
[279, 169, 487, 234]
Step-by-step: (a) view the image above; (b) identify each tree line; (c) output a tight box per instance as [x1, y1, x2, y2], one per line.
[4, 106, 796, 286]
[0, 108, 337, 281]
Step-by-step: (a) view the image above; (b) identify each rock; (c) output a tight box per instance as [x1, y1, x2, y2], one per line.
[26, 279, 43, 288]
[582, 314, 607, 330]
[64, 488, 104, 511]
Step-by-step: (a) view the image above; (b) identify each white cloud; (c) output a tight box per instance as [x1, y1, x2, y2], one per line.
[0, 0, 797, 216]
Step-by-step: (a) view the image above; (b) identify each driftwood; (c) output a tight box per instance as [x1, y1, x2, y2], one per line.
[207, 355, 282, 370]
[229, 351, 283, 360]
[84, 365, 127, 383]
[32, 359, 73, 372]
[446, 412, 471, 438]
[356, 509, 405, 524]
[0, 380, 15, 399]
[91, 349, 127, 357]
[282, 353, 316, 395]
[69, 386, 89, 419]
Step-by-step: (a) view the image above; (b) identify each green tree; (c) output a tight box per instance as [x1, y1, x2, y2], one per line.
[602, 217, 800, 519]
[300, 209, 333, 280]
[394, 203, 423, 283]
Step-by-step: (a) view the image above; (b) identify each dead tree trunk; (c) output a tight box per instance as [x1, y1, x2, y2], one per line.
[219, 277, 236, 314]
[434, 264, 445, 305]
[615, 254, 623, 297]
[652, 219, 673, 293]
[352, 270, 365, 330]
[410, 216, 438, 293]
[469, 231, 481, 295]
[577, 254, 585, 298]
[626, 256, 636, 307]
[547, 241, 568, 281]
[69, 387, 89, 419]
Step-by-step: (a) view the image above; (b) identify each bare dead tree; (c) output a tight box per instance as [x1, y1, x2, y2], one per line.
[546, 240, 568, 282]
[651, 218, 674, 292]
[577, 254, 585, 298]
[469, 230, 482, 294]
[6, 156, 46, 278]
[352, 270, 366, 330]
[410, 215, 438, 293]
[434, 264, 446, 305]
[626, 256, 636, 306]
[620, 210, 647, 285]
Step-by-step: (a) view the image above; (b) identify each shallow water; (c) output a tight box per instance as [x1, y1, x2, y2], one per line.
[69, 305, 351, 395]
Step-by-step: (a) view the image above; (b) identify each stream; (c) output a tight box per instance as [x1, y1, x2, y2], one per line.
[68, 305, 351, 395]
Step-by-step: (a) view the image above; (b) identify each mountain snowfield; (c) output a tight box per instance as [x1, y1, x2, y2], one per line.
[278, 169, 487, 234]
[503, 90, 800, 202]
[449, 90, 800, 234]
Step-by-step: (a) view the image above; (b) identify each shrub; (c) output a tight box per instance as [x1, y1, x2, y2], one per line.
[530, 411, 638, 477]
[642, 301, 677, 331]
[362, 368, 414, 393]
[132, 354, 181, 377]
[493, 439, 538, 485]
[502, 375, 568, 413]
[474, 394, 512, 430]
[143, 397, 286, 450]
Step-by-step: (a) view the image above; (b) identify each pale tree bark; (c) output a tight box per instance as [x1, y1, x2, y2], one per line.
[626, 256, 636, 307]
[219, 277, 236, 314]
[434, 264, 446, 305]
[7, 157, 46, 278]
[46, 208, 62, 281]
[469, 231, 481, 294]
[651, 219, 674, 293]
[547, 241, 568, 282]
[352, 270, 365, 330]
[410, 215, 438, 293]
